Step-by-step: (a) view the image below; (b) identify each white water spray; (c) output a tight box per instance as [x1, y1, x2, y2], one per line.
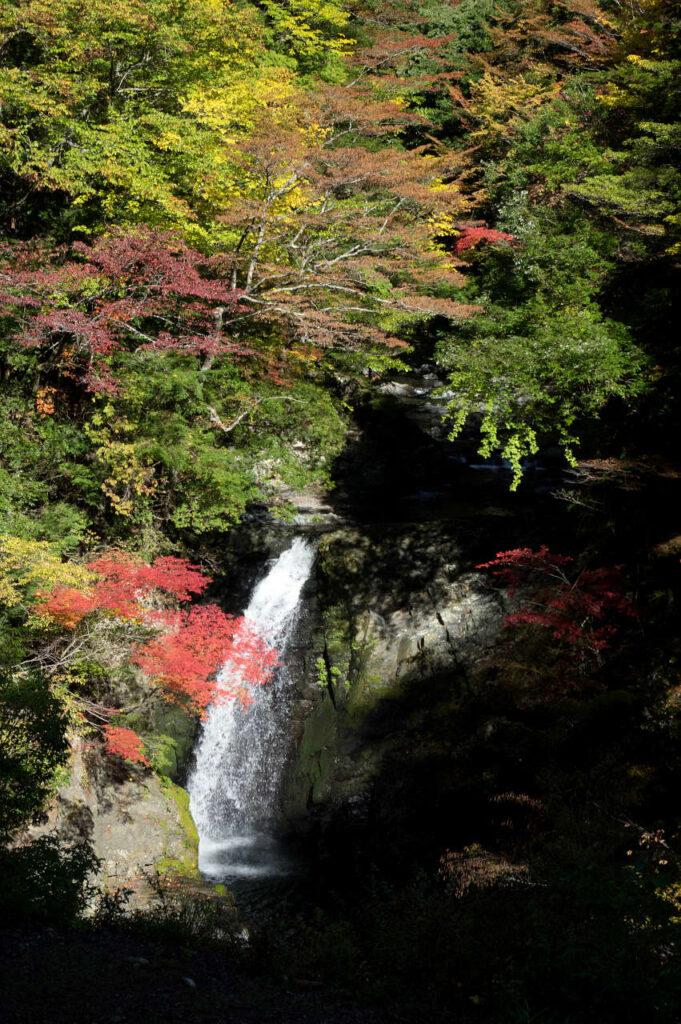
[187, 538, 315, 880]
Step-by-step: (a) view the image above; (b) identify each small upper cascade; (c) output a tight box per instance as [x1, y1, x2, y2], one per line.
[187, 537, 316, 879]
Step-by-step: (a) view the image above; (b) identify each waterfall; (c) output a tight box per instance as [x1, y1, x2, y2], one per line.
[187, 537, 316, 880]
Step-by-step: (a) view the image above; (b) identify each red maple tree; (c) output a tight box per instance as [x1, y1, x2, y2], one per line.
[103, 725, 150, 766]
[36, 553, 210, 627]
[134, 606, 278, 712]
[454, 226, 516, 254]
[477, 546, 637, 654]
[0, 228, 251, 395]
[35, 552, 278, 763]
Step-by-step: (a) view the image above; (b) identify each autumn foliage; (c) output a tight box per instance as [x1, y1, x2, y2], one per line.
[35, 553, 278, 763]
[477, 546, 637, 655]
[454, 227, 515, 254]
[36, 553, 209, 627]
[133, 607, 278, 712]
[103, 726, 150, 767]
[0, 229, 251, 395]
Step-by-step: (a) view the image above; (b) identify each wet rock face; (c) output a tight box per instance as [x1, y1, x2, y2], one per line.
[25, 737, 198, 886]
[327, 526, 504, 688]
[314, 526, 506, 715]
[279, 520, 512, 866]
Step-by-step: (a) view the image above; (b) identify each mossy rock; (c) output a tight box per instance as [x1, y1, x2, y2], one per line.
[285, 693, 339, 818]
[148, 705, 199, 782]
[156, 779, 200, 879]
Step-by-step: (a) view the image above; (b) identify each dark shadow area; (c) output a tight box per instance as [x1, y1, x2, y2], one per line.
[0, 921, 406, 1024]
[329, 391, 566, 524]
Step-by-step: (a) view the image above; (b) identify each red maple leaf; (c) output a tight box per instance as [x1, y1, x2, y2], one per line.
[103, 726, 150, 766]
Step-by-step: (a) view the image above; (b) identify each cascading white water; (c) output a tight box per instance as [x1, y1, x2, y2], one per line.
[187, 537, 316, 880]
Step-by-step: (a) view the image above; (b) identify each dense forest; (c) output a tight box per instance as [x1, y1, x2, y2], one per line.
[1, 0, 681, 1021]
